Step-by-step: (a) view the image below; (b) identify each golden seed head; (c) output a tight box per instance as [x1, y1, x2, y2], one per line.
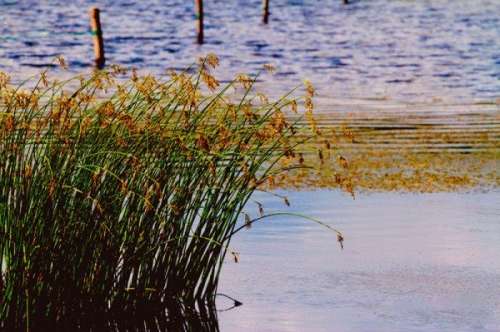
[290, 100, 298, 113]
[263, 63, 276, 74]
[0, 72, 11, 89]
[304, 79, 315, 97]
[206, 53, 220, 69]
[201, 72, 220, 91]
[235, 74, 253, 89]
[55, 55, 68, 70]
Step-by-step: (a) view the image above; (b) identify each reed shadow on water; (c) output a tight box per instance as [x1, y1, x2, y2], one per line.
[26, 299, 220, 331]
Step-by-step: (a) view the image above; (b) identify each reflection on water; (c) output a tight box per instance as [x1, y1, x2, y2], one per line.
[276, 105, 499, 192]
[1, 0, 499, 102]
[1, 1, 498, 330]
[8, 300, 220, 331]
[6, 192, 497, 331]
[219, 190, 500, 332]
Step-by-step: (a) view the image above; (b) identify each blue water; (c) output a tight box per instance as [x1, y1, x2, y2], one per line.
[0, 0, 499, 103]
[1, 2, 499, 331]
[220, 190, 500, 332]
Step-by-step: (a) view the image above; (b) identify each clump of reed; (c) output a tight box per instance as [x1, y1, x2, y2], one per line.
[0, 55, 323, 328]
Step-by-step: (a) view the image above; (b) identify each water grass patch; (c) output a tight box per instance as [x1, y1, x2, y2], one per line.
[0, 56, 326, 328]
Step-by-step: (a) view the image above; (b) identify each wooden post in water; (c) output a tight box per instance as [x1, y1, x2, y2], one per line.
[262, 0, 270, 24]
[89, 7, 105, 69]
[195, 0, 204, 44]
[343, 0, 349, 4]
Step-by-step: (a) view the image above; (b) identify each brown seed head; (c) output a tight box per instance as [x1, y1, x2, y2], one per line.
[55, 55, 68, 70]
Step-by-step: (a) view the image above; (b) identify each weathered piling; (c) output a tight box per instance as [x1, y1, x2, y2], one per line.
[262, 0, 270, 24]
[195, 0, 204, 44]
[89, 7, 105, 69]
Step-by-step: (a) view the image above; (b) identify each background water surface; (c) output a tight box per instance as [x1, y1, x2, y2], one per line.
[1, 0, 499, 103]
[1, 1, 499, 331]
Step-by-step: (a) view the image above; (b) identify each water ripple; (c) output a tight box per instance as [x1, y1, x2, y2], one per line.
[0, 0, 499, 103]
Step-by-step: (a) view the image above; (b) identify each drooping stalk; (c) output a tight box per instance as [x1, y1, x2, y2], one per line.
[0, 57, 321, 328]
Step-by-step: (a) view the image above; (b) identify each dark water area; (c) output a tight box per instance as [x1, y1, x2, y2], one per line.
[6, 303, 221, 332]
[1, 0, 499, 103]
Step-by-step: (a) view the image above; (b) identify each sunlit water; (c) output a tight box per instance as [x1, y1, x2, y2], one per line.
[219, 190, 500, 332]
[1, 0, 498, 157]
[1, 1, 499, 331]
[1, 0, 499, 103]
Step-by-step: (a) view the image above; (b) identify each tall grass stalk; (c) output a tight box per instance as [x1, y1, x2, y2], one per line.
[0, 56, 324, 328]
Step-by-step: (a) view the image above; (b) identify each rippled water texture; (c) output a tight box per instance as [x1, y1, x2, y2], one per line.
[1, 2, 499, 331]
[1, 0, 499, 102]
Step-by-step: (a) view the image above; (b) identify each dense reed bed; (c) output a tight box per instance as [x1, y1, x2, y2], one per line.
[0, 56, 331, 329]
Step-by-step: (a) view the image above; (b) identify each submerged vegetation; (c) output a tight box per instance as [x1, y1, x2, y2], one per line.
[269, 111, 499, 192]
[0, 55, 342, 329]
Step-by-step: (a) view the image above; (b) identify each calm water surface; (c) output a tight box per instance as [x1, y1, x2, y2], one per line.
[219, 190, 500, 332]
[1, 0, 499, 103]
[1, 1, 499, 331]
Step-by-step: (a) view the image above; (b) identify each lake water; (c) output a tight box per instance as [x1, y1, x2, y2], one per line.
[1, 1, 499, 331]
[1, 0, 499, 103]
[219, 190, 500, 332]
